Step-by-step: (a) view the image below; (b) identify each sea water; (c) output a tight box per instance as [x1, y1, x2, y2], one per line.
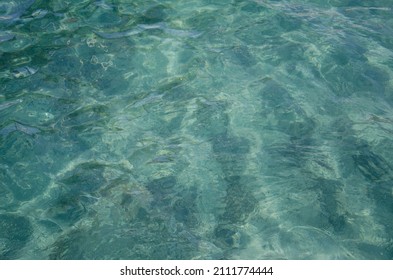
[1, 0, 393, 260]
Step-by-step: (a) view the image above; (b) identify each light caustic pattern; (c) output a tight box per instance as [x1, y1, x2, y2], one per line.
[1, 0, 393, 259]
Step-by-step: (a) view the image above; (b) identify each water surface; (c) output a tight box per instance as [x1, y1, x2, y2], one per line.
[1, 0, 393, 259]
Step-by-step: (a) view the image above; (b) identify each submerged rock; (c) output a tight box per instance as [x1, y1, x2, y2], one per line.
[0, 122, 40, 137]
[12, 66, 38, 78]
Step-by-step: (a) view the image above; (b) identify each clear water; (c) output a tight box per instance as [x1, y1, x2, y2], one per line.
[1, 0, 393, 260]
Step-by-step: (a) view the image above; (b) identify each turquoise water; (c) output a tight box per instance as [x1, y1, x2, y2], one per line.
[1, 0, 393, 260]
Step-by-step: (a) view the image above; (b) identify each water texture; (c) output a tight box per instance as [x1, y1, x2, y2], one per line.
[1, 0, 393, 259]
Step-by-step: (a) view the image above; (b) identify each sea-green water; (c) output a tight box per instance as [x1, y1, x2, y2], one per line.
[1, 0, 393, 260]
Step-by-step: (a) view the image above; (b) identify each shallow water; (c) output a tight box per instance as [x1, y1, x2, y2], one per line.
[1, 0, 393, 259]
